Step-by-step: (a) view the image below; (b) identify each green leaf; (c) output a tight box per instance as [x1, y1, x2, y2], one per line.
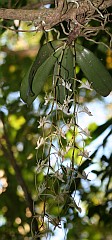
[75, 43, 112, 96]
[20, 40, 64, 105]
[54, 46, 74, 104]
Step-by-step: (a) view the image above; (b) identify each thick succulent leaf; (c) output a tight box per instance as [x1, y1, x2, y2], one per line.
[54, 47, 68, 104]
[54, 46, 74, 104]
[75, 43, 112, 96]
[20, 40, 64, 105]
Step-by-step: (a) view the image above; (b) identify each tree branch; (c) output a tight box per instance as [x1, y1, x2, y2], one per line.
[0, 0, 111, 31]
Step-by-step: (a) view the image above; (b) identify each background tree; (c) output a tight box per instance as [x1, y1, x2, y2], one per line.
[0, 0, 112, 239]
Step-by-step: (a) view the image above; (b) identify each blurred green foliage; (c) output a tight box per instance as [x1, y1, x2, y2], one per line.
[0, 0, 112, 239]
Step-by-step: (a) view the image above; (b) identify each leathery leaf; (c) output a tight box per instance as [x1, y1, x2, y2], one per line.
[54, 46, 74, 104]
[20, 40, 64, 105]
[75, 43, 112, 96]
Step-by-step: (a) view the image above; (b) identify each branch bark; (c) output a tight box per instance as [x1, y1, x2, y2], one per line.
[0, 0, 111, 31]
